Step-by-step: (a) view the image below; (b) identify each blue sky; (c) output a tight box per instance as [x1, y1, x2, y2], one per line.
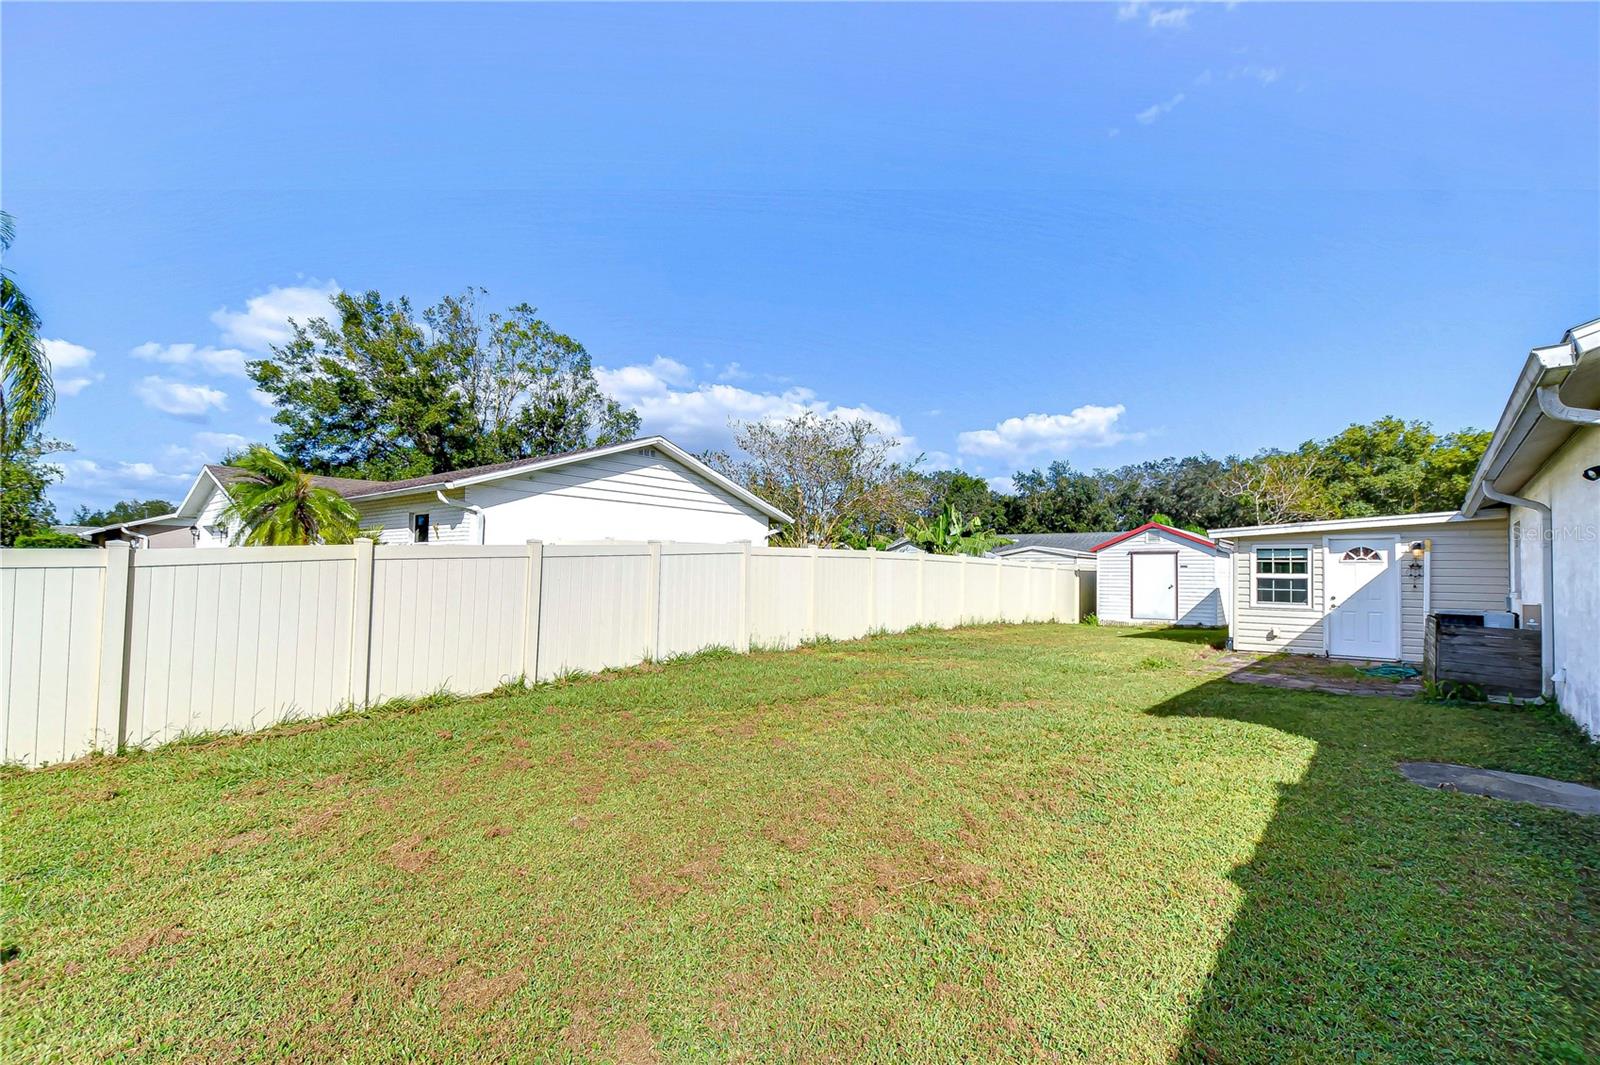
[4, 1, 1597, 516]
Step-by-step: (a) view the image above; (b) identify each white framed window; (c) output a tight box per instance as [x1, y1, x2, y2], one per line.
[411, 513, 431, 543]
[1254, 546, 1309, 605]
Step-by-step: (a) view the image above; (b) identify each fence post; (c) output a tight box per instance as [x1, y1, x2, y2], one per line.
[736, 541, 752, 653]
[806, 544, 820, 640]
[93, 542, 133, 753]
[646, 541, 663, 660]
[958, 555, 968, 625]
[523, 540, 544, 683]
[349, 538, 376, 708]
[916, 551, 926, 627]
[865, 548, 877, 633]
[985, 556, 998, 623]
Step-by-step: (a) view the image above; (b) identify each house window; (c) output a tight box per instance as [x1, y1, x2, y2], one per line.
[412, 513, 431, 543]
[1254, 546, 1309, 605]
[1340, 546, 1381, 562]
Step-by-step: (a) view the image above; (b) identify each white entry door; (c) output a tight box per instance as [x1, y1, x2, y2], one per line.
[1130, 552, 1178, 621]
[1326, 537, 1399, 659]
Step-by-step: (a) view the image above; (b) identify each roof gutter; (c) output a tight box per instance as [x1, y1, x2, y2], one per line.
[1463, 324, 1596, 517]
[1536, 383, 1600, 426]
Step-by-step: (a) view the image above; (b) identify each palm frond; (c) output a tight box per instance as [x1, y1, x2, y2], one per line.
[221, 447, 361, 546]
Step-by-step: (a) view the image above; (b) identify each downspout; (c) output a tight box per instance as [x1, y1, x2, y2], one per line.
[1479, 482, 1553, 697]
[438, 489, 486, 545]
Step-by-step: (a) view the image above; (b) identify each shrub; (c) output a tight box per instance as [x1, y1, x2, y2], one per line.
[13, 531, 93, 549]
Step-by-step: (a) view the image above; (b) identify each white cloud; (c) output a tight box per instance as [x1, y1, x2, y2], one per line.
[1146, 6, 1193, 29]
[131, 341, 250, 376]
[60, 457, 193, 496]
[1118, 2, 1193, 29]
[1136, 93, 1186, 125]
[595, 357, 921, 460]
[135, 376, 228, 418]
[194, 431, 250, 452]
[158, 431, 253, 472]
[1231, 64, 1282, 86]
[41, 338, 94, 369]
[41, 338, 103, 396]
[210, 279, 339, 353]
[957, 405, 1140, 461]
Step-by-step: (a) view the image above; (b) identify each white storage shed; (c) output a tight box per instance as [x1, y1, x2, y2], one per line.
[1092, 522, 1229, 627]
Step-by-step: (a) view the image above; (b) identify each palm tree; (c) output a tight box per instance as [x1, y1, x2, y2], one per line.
[221, 447, 361, 546]
[1, 210, 54, 450]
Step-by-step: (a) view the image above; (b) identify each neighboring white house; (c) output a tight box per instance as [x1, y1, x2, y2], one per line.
[1091, 522, 1228, 626]
[168, 437, 792, 547]
[1461, 317, 1599, 734]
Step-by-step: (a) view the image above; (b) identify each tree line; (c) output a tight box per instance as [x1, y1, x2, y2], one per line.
[699, 412, 1490, 552]
[1, 248, 1490, 548]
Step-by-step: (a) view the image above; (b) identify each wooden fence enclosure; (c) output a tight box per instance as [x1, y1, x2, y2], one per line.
[1421, 614, 1543, 699]
[1, 541, 1086, 767]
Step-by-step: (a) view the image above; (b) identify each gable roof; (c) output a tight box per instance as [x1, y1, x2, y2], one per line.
[994, 532, 1122, 555]
[1091, 522, 1218, 552]
[177, 437, 794, 524]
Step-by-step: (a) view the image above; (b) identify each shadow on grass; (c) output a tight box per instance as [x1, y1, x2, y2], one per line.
[1147, 660, 1600, 1063]
[1115, 626, 1225, 647]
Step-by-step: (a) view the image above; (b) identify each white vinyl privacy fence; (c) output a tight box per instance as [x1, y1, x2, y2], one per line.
[1, 541, 1086, 767]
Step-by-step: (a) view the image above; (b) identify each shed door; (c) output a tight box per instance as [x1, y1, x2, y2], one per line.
[1130, 552, 1178, 621]
[1326, 537, 1398, 659]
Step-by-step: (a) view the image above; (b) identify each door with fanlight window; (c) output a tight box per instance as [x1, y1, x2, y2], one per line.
[1326, 537, 1398, 659]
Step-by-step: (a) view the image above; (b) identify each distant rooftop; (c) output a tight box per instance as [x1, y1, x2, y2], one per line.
[994, 532, 1124, 554]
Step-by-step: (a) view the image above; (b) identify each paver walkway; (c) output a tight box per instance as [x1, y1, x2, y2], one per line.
[1217, 653, 1422, 697]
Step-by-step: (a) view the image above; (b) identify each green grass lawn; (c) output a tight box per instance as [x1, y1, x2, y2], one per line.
[5, 623, 1598, 1063]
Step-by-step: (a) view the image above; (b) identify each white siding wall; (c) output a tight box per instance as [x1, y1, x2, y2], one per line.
[1513, 426, 1599, 735]
[1094, 529, 1224, 626]
[1227, 516, 1509, 660]
[193, 482, 234, 547]
[464, 449, 771, 545]
[353, 492, 472, 545]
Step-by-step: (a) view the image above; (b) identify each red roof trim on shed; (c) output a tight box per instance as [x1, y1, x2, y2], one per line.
[1090, 522, 1218, 553]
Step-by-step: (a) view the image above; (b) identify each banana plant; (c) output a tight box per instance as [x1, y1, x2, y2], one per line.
[905, 503, 1004, 556]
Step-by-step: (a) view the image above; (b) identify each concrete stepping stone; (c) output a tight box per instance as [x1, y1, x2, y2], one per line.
[1399, 762, 1600, 816]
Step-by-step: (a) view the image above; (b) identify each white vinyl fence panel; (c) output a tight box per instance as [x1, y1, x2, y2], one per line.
[367, 546, 528, 703]
[125, 549, 356, 748]
[1, 541, 1081, 768]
